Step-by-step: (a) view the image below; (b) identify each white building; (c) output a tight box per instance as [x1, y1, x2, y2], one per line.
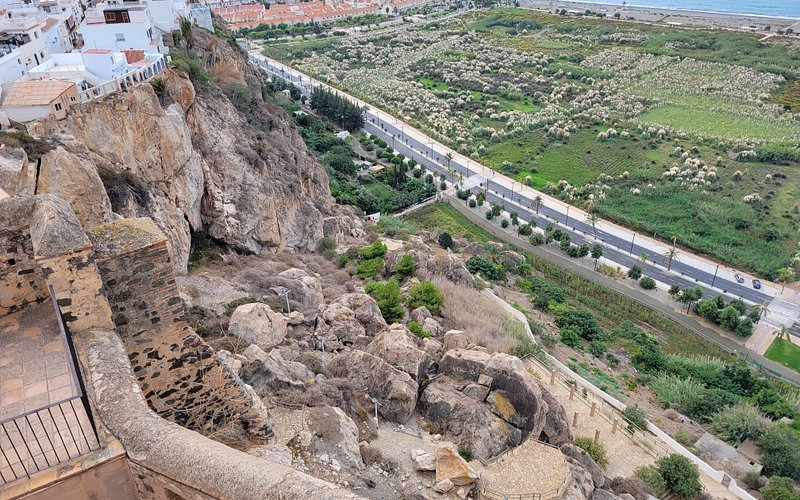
[0, 14, 49, 70]
[189, 3, 212, 31]
[0, 46, 26, 82]
[79, 1, 166, 53]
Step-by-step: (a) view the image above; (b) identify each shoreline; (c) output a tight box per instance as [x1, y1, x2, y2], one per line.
[519, 0, 800, 32]
[554, 0, 800, 21]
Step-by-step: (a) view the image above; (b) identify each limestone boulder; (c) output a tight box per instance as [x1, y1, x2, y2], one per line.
[335, 293, 386, 335]
[439, 348, 491, 380]
[409, 306, 432, 325]
[564, 460, 596, 500]
[365, 324, 430, 381]
[332, 350, 417, 423]
[435, 447, 478, 486]
[239, 345, 314, 395]
[228, 303, 287, 350]
[443, 330, 468, 352]
[592, 489, 623, 500]
[0, 146, 30, 195]
[217, 349, 242, 375]
[540, 382, 573, 445]
[315, 301, 364, 350]
[410, 449, 436, 472]
[262, 268, 324, 312]
[485, 353, 548, 435]
[307, 405, 363, 471]
[419, 377, 522, 459]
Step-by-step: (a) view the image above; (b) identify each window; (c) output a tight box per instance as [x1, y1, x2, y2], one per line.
[69, 96, 76, 102]
[33, 30, 39, 39]
[54, 102, 63, 111]
[115, 33, 125, 41]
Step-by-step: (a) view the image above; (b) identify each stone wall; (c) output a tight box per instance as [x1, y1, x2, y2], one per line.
[0, 231, 47, 316]
[89, 218, 272, 436]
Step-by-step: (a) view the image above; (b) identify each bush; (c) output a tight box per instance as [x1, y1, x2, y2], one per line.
[710, 402, 773, 446]
[393, 253, 416, 280]
[406, 281, 445, 315]
[555, 309, 604, 341]
[574, 436, 609, 468]
[296, 353, 326, 375]
[357, 257, 385, 279]
[657, 454, 702, 499]
[650, 375, 705, 408]
[735, 318, 754, 337]
[589, 340, 607, 358]
[469, 198, 477, 207]
[758, 426, 800, 480]
[760, 476, 799, 500]
[501, 218, 509, 228]
[528, 276, 566, 309]
[438, 232, 454, 249]
[719, 305, 741, 331]
[318, 236, 337, 260]
[640, 277, 656, 289]
[628, 265, 642, 280]
[634, 466, 667, 498]
[378, 215, 416, 239]
[683, 387, 739, 423]
[407, 321, 432, 339]
[560, 328, 581, 348]
[365, 279, 404, 323]
[624, 405, 648, 430]
[458, 445, 473, 462]
[529, 233, 544, 245]
[361, 241, 388, 260]
[675, 429, 696, 448]
[466, 256, 505, 281]
[742, 471, 766, 491]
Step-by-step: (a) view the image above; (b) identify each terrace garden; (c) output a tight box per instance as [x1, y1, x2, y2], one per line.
[262, 9, 800, 279]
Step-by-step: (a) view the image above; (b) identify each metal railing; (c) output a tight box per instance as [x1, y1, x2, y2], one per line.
[479, 439, 571, 500]
[0, 289, 100, 486]
[78, 54, 167, 103]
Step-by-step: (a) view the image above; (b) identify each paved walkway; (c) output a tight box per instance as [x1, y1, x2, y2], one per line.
[477, 439, 569, 499]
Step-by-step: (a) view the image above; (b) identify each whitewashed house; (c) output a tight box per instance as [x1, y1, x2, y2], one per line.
[79, 1, 166, 53]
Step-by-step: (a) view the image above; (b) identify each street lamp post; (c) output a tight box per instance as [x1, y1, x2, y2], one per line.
[711, 263, 720, 289]
[565, 206, 570, 227]
[630, 233, 636, 254]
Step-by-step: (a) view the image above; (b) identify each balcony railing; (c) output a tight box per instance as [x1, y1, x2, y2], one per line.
[0, 289, 100, 486]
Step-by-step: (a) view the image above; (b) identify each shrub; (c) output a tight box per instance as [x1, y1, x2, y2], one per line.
[501, 218, 509, 228]
[361, 241, 388, 260]
[657, 454, 702, 499]
[606, 353, 620, 367]
[438, 232, 454, 249]
[150, 77, 166, 94]
[407, 321, 432, 339]
[529, 233, 544, 245]
[458, 445, 473, 462]
[555, 309, 604, 341]
[628, 265, 642, 280]
[758, 426, 800, 480]
[406, 281, 445, 315]
[528, 276, 566, 309]
[357, 257, 384, 279]
[574, 436, 609, 468]
[609, 476, 656, 500]
[683, 388, 739, 423]
[365, 279, 404, 323]
[710, 402, 773, 446]
[296, 353, 326, 375]
[675, 429, 696, 448]
[317, 236, 337, 260]
[589, 340, 607, 358]
[640, 277, 656, 289]
[560, 328, 581, 348]
[742, 471, 766, 491]
[468, 198, 477, 207]
[634, 466, 667, 498]
[378, 216, 416, 239]
[760, 476, 799, 500]
[650, 375, 705, 408]
[624, 405, 648, 430]
[393, 253, 416, 280]
[735, 318, 754, 337]
[360, 443, 386, 466]
[466, 255, 505, 281]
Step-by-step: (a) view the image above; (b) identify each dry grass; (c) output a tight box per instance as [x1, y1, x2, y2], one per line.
[432, 277, 526, 354]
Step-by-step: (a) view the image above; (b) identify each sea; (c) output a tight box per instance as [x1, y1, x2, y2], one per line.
[566, 0, 800, 19]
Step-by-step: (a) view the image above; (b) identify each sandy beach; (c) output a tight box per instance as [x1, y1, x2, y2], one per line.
[519, 0, 800, 36]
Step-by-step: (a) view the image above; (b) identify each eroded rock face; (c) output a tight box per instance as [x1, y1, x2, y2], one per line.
[239, 345, 313, 395]
[561, 443, 605, 489]
[365, 324, 430, 382]
[307, 405, 363, 471]
[228, 303, 287, 351]
[435, 447, 478, 486]
[442, 330, 468, 352]
[335, 293, 386, 335]
[330, 350, 417, 423]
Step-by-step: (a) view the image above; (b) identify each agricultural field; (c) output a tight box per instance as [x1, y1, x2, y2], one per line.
[262, 9, 800, 278]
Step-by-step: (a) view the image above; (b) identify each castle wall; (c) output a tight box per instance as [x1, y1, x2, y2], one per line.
[0, 231, 47, 316]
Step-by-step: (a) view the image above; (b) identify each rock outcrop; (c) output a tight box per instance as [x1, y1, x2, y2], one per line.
[315, 293, 385, 349]
[239, 345, 314, 394]
[364, 324, 430, 382]
[306, 405, 364, 471]
[228, 303, 287, 351]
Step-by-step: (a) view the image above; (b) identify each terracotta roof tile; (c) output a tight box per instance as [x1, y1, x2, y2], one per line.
[1, 80, 75, 106]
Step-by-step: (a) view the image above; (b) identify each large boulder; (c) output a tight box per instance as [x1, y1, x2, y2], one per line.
[564, 460, 596, 500]
[239, 345, 314, 395]
[442, 330, 468, 352]
[316, 293, 386, 349]
[306, 405, 363, 471]
[435, 446, 478, 486]
[228, 303, 287, 350]
[330, 350, 417, 423]
[438, 348, 491, 381]
[561, 443, 605, 489]
[262, 268, 325, 312]
[335, 293, 386, 335]
[410, 449, 436, 472]
[365, 324, 430, 381]
[419, 377, 522, 459]
[540, 383, 573, 445]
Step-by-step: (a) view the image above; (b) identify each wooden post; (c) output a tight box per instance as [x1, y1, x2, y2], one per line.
[550, 370, 556, 385]
[594, 429, 601, 444]
[569, 385, 575, 400]
[572, 412, 579, 428]
[612, 418, 619, 434]
[590, 402, 596, 417]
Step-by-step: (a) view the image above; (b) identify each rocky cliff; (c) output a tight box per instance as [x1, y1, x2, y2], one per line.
[23, 28, 358, 272]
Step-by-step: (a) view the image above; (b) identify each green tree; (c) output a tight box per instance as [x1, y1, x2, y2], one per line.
[357, 257, 384, 279]
[518, 223, 533, 237]
[560, 233, 572, 253]
[393, 253, 416, 280]
[361, 241, 388, 259]
[406, 281, 445, 315]
[591, 244, 603, 270]
[735, 318, 754, 337]
[438, 232, 454, 250]
[657, 454, 702, 499]
[761, 476, 800, 500]
[532, 194, 543, 214]
[679, 286, 703, 314]
[719, 305, 741, 331]
[627, 265, 642, 280]
[664, 247, 679, 271]
[776, 268, 794, 293]
[365, 279, 404, 323]
[586, 212, 599, 239]
[560, 328, 581, 348]
[555, 309, 604, 341]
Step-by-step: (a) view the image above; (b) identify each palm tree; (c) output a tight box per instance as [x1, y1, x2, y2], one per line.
[639, 253, 649, 266]
[533, 194, 543, 214]
[773, 325, 790, 341]
[444, 152, 454, 175]
[586, 212, 599, 239]
[663, 248, 679, 271]
[756, 300, 771, 323]
[776, 267, 794, 293]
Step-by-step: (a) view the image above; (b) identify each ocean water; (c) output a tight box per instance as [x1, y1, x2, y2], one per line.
[567, 0, 800, 19]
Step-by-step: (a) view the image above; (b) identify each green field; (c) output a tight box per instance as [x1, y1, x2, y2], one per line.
[404, 203, 493, 243]
[764, 338, 800, 373]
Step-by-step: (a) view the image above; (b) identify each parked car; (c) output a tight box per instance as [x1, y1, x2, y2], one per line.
[734, 273, 745, 284]
[752, 279, 762, 289]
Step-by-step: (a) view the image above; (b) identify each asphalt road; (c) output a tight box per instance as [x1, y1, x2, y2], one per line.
[254, 56, 774, 306]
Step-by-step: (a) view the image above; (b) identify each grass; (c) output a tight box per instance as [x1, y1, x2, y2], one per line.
[404, 203, 493, 243]
[568, 360, 625, 398]
[764, 338, 800, 373]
